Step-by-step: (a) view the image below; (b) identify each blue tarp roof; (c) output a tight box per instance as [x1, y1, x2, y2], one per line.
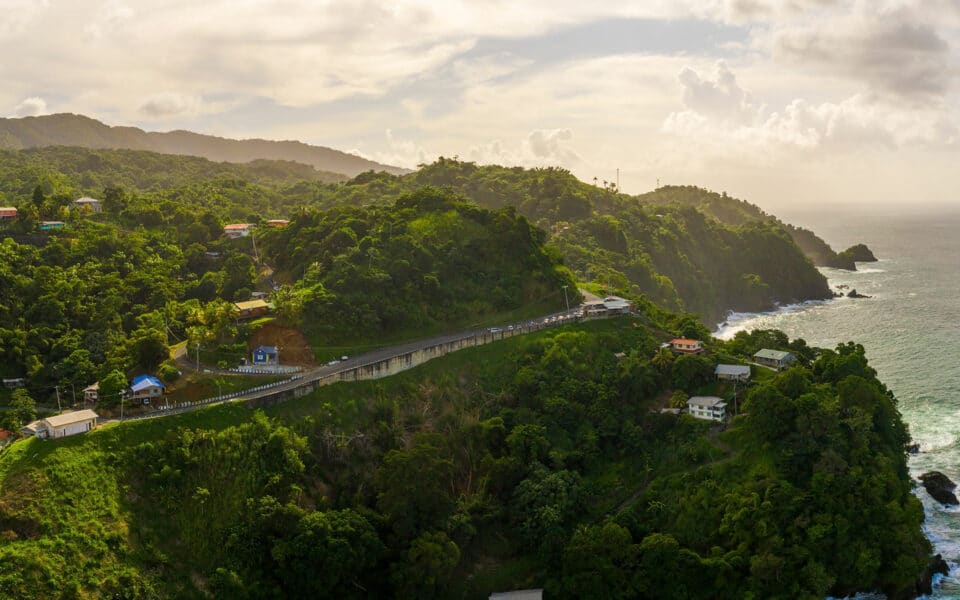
[130, 375, 164, 392]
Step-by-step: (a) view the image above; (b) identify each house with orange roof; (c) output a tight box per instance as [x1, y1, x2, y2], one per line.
[223, 223, 253, 238]
[669, 338, 704, 354]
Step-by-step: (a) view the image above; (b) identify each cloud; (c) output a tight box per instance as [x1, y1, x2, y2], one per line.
[13, 96, 47, 117]
[769, 5, 953, 101]
[663, 62, 958, 159]
[526, 129, 580, 163]
[677, 60, 756, 122]
[139, 92, 202, 118]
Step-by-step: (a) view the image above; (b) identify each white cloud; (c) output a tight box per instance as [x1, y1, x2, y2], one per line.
[139, 92, 203, 118]
[526, 129, 580, 163]
[663, 61, 958, 162]
[677, 60, 756, 122]
[13, 96, 47, 117]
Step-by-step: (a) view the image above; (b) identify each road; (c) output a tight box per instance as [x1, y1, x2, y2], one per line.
[118, 306, 588, 422]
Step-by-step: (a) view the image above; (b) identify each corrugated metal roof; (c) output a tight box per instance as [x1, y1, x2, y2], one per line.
[715, 364, 750, 376]
[131, 375, 164, 392]
[688, 396, 726, 408]
[234, 299, 269, 311]
[754, 349, 794, 361]
[44, 409, 98, 428]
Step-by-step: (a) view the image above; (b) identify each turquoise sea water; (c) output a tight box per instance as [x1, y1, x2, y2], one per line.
[714, 207, 960, 598]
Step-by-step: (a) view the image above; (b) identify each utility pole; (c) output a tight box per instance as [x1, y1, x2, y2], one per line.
[616, 168, 620, 192]
[55, 386, 62, 411]
[196, 342, 201, 372]
[120, 392, 124, 422]
[562, 285, 570, 312]
[251, 230, 260, 264]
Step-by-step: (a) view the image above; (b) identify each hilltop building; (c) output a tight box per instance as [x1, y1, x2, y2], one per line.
[22, 409, 99, 439]
[129, 375, 164, 404]
[669, 338, 704, 354]
[715, 364, 751, 382]
[71, 197, 103, 213]
[223, 223, 252, 238]
[687, 396, 727, 422]
[753, 349, 797, 371]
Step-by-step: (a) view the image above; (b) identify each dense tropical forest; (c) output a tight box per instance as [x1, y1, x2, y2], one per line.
[0, 319, 931, 599]
[0, 144, 932, 598]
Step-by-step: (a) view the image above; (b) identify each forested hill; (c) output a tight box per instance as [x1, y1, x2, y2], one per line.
[312, 159, 835, 324]
[260, 188, 576, 341]
[0, 113, 408, 177]
[0, 320, 933, 599]
[0, 149, 834, 326]
[637, 185, 875, 270]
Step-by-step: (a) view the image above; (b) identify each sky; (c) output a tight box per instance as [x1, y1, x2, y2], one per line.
[3, 0, 960, 212]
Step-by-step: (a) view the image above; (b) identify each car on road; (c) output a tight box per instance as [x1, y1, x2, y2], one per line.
[341, 355, 349, 361]
[488, 327, 502, 333]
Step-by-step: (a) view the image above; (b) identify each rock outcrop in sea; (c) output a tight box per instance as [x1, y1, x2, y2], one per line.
[919, 471, 959, 506]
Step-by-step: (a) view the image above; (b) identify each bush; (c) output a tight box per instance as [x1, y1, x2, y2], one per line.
[158, 363, 180, 383]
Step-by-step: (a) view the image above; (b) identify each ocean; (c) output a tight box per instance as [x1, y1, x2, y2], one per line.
[714, 206, 960, 598]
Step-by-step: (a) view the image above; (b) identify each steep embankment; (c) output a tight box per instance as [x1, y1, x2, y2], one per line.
[0, 113, 408, 177]
[0, 319, 933, 599]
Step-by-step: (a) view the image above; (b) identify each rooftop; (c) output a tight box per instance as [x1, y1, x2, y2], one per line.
[224, 223, 252, 230]
[671, 338, 701, 345]
[254, 345, 278, 353]
[754, 349, 794, 360]
[688, 396, 727, 409]
[715, 364, 751, 376]
[489, 590, 544, 600]
[131, 375, 164, 392]
[234, 299, 270, 311]
[44, 409, 99, 428]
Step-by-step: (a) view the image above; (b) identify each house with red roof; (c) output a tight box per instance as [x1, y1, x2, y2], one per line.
[669, 338, 704, 354]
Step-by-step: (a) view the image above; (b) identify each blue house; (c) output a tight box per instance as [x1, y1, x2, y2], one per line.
[252, 346, 278, 366]
[129, 375, 165, 404]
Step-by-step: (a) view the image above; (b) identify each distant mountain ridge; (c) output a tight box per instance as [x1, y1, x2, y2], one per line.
[0, 113, 409, 178]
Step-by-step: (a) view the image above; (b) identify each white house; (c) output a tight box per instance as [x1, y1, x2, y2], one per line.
[753, 349, 797, 370]
[715, 364, 751, 383]
[43, 409, 99, 439]
[670, 338, 704, 354]
[23, 409, 99, 439]
[71, 197, 103, 213]
[687, 396, 727, 422]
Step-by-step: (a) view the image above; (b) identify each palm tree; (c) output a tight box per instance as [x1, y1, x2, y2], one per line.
[652, 347, 674, 372]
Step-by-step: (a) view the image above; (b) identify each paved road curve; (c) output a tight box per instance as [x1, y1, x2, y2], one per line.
[118, 307, 591, 423]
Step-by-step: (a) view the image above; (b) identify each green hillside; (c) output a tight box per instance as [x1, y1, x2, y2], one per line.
[638, 185, 876, 270]
[0, 113, 408, 177]
[0, 319, 931, 599]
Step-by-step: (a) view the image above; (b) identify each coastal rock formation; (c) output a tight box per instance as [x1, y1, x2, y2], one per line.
[846, 289, 871, 299]
[919, 471, 959, 506]
[841, 243, 878, 263]
[907, 554, 950, 599]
